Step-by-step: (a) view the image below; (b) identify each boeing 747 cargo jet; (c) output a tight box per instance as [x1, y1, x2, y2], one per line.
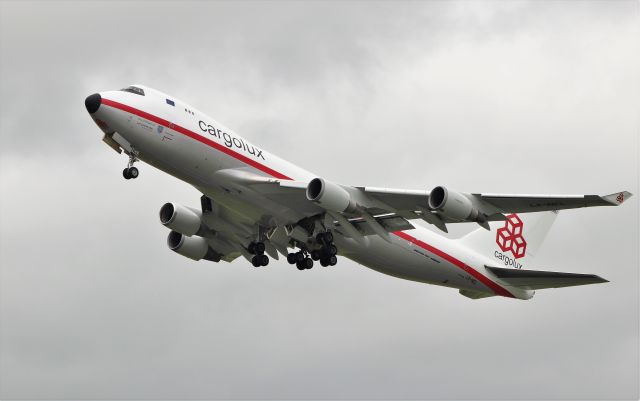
[85, 85, 632, 300]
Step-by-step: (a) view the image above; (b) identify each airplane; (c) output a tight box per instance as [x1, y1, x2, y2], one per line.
[84, 84, 632, 300]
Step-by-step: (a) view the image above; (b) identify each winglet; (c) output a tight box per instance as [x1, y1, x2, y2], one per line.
[602, 191, 633, 206]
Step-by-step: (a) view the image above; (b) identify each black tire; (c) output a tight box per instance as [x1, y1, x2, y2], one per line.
[328, 255, 337, 266]
[296, 260, 305, 270]
[251, 256, 261, 267]
[260, 254, 269, 266]
[255, 242, 266, 254]
[319, 258, 328, 267]
[123, 168, 131, 179]
[295, 252, 305, 263]
[128, 166, 139, 178]
[323, 231, 333, 243]
[304, 258, 313, 269]
[287, 253, 297, 264]
[328, 244, 338, 256]
[310, 250, 320, 261]
[248, 242, 256, 254]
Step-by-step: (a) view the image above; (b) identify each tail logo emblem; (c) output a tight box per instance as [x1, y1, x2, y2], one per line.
[496, 214, 527, 259]
[616, 192, 624, 203]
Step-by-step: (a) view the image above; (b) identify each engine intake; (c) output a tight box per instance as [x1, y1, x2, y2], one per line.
[159, 202, 203, 236]
[306, 178, 355, 213]
[167, 231, 220, 262]
[428, 186, 480, 222]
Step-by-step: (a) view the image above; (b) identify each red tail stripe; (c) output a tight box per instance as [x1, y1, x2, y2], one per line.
[100, 98, 293, 180]
[392, 231, 515, 298]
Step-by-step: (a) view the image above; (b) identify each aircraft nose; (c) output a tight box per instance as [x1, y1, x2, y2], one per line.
[85, 93, 101, 114]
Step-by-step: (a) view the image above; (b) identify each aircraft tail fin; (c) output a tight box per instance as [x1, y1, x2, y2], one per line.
[458, 211, 558, 268]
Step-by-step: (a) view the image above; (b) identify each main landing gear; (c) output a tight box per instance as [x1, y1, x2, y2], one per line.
[248, 241, 269, 267]
[315, 231, 338, 267]
[286, 231, 338, 270]
[287, 251, 313, 270]
[122, 151, 140, 180]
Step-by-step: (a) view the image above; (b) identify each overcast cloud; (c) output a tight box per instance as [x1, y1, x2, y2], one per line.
[0, 1, 638, 399]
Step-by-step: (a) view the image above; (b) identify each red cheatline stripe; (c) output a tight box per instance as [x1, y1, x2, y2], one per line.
[392, 231, 515, 298]
[102, 97, 513, 297]
[100, 98, 293, 181]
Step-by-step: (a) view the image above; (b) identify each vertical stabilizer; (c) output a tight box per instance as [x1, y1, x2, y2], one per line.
[458, 211, 558, 269]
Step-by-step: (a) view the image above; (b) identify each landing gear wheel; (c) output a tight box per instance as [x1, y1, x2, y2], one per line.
[323, 231, 333, 243]
[295, 252, 305, 263]
[311, 250, 321, 261]
[128, 166, 139, 179]
[320, 258, 329, 267]
[123, 168, 131, 180]
[287, 253, 297, 264]
[296, 260, 306, 270]
[328, 255, 337, 266]
[251, 256, 261, 267]
[326, 244, 337, 256]
[304, 258, 313, 269]
[259, 254, 269, 266]
[255, 242, 266, 255]
[248, 242, 256, 254]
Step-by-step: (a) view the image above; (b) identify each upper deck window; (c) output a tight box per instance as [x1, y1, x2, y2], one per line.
[120, 86, 145, 96]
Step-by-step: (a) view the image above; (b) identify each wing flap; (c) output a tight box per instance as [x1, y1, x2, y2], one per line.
[333, 213, 414, 238]
[486, 265, 608, 290]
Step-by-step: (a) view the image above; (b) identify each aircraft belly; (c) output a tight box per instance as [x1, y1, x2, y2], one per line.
[338, 235, 494, 294]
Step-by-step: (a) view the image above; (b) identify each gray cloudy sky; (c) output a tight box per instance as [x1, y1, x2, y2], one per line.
[1, 1, 638, 399]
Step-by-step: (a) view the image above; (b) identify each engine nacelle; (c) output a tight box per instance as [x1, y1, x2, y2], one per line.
[159, 202, 202, 236]
[428, 186, 481, 222]
[167, 231, 220, 262]
[306, 177, 356, 213]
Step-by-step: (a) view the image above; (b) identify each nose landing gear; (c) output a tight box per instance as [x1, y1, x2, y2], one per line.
[122, 150, 140, 180]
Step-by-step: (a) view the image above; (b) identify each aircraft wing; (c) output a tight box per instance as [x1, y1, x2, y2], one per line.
[470, 191, 633, 214]
[358, 187, 632, 232]
[359, 187, 632, 215]
[485, 265, 608, 290]
[211, 169, 632, 236]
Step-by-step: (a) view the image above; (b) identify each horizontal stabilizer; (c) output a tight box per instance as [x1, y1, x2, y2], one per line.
[486, 265, 608, 290]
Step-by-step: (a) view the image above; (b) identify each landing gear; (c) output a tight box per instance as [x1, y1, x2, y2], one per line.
[122, 150, 140, 180]
[248, 241, 269, 267]
[296, 257, 313, 270]
[122, 166, 139, 180]
[286, 229, 339, 271]
[316, 231, 333, 244]
[316, 230, 338, 267]
[248, 241, 266, 255]
[319, 255, 337, 267]
[287, 251, 313, 270]
[251, 254, 269, 267]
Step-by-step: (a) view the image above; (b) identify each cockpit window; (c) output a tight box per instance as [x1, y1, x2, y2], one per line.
[120, 86, 145, 96]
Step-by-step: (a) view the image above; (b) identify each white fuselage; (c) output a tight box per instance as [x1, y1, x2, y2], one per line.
[88, 86, 530, 299]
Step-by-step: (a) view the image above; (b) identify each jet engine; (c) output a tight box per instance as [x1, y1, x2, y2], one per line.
[306, 177, 356, 213]
[159, 202, 203, 236]
[167, 231, 220, 262]
[428, 186, 482, 222]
